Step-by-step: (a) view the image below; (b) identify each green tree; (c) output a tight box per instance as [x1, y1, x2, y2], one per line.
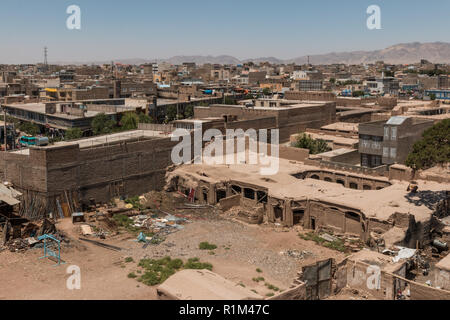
[19, 122, 39, 136]
[165, 105, 177, 123]
[352, 90, 365, 97]
[120, 112, 139, 130]
[184, 105, 194, 118]
[91, 113, 116, 135]
[405, 119, 450, 170]
[224, 96, 236, 105]
[138, 113, 153, 124]
[262, 87, 272, 96]
[65, 128, 83, 140]
[293, 133, 331, 155]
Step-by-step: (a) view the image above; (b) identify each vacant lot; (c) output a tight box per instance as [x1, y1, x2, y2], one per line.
[0, 215, 344, 299]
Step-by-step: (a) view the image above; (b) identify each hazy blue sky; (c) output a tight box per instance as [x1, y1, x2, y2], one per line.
[0, 0, 449, 63]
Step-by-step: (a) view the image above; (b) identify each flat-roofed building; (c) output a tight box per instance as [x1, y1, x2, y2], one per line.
[359, 116, 434, 168]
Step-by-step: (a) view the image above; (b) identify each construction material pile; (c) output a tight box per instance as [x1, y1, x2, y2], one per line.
[2, 218, 70, 253]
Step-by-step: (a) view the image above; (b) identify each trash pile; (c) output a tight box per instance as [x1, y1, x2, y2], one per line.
[131, 213, 188, 235]
[281, 249, 314, 260]
[2, 218, 70, 253]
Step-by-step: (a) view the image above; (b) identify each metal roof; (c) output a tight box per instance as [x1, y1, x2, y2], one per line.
[386, 116, 409, 125]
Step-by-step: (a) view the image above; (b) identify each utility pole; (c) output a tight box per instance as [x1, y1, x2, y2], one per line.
[3, 106, 6, 151]
[44, 47, 48, 72]
[2, 104, 7, 182]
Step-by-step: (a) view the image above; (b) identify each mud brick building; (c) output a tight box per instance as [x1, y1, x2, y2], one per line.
[193, 102, 336, 142]
[0, 130, 183, 218]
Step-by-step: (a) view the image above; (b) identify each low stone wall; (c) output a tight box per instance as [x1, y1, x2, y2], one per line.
[279, 146, 309, 162]
[219, 194, 241, 211]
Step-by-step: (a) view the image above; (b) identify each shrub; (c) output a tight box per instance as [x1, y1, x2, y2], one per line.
[134, 257, 213, 286]
[65, 128, 83, 141]
[292, 133, 331, 155]
[199, 242, 217, 250]
[184, 258, 213, 271]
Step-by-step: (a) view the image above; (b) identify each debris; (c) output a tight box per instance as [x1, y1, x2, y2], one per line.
[25, 237, 39, 246]
[79, 237, 122, 251]
[392, 246, 417, 263]
[38, 219, 56, 237]
[432, 239, 448, 251]
[72, 212, 85, 224]
[281, 249, 313, 260]
[320, 233, 337, 242]
[80, 225, 93, 236]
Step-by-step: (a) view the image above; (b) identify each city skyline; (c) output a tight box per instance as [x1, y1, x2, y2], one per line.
[0, 0, 449, 64]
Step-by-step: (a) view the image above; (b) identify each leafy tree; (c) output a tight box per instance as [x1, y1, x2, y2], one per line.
[224, 96, 236, 105]
[352, 90, 365, 97]
[293, 133, 331, 155]
[184, 105, 194, 118]
[65, 128, 83, 140]
[91, 113, 116, 135]
[19, 122, 39, 136]
[329, 78, 336, 84]
[405, 119, 450, 170]
[429, 93, 436, 100]
[165, 105, 177, 123]
[120, 112, 139, 130]
[262, 87, 272, 96]
[138, 113, 153, 124]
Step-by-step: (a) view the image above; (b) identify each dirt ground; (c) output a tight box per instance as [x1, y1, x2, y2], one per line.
[0, 214, 345, 300]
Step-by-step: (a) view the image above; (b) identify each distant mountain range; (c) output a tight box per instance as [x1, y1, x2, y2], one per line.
[56, 42, 450, 66]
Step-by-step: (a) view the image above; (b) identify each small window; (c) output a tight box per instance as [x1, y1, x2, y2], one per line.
[383, 147, 389, 158]
[391, 127, 397, 140]
[349, 182, 358, 189]
[310, 175, 320, 180]
[336, 179, 345, 186]
[363, 185, 372, 190]
[244, 188, 255, 200]
[390, 147, 397, 159]
[345, 211, 360, 222]
[231, 185, 242, 194]
[257, 191, 267, 203]
[384, 127, 390, 140]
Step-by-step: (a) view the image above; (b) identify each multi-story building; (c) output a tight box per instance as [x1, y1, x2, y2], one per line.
[42, 86, 109, 101]
[359, 116, 434, 168]
[364, 76, 400, 95]
[292, 80, 323, 91]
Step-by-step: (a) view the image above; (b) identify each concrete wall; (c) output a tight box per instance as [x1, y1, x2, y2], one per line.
[279, 146, 309, 162]
[435, 268, 450, 291]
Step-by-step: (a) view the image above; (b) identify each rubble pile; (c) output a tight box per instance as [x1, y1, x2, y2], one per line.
[131, 213, 188, 235]
[281, 249, 314, 260]
[2, 218, 70, 253]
